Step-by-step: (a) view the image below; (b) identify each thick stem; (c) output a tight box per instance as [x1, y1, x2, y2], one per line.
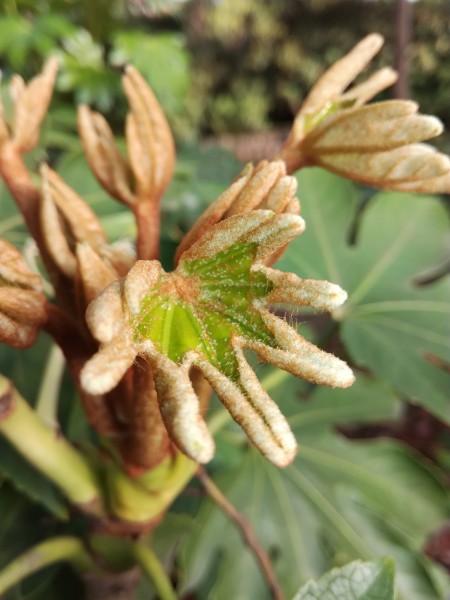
[197, 467, 286, 600]
[0, 375, 104, 514]
[82, 569, 140, 600]
[133, 543, 177, 600]
[120, 359, 170, 475]
[0, 536, 98, 596]
[273, 145, 310, 176]
[134, 198, 160, 261]
[106, 452, 197, 525]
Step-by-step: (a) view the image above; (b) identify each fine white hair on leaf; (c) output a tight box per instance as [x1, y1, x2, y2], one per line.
[180, 210, 274, 261]
[148, 350, 215, 464]
[260, 266, 348, 311]
[251, 306, 355, 388]
[123, 260, 161, 315]
[196, 352, 297, 468]
[85, 280, 125, 344]
[80, 335, 137, 395]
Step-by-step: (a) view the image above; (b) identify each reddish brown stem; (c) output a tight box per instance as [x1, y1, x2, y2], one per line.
[43, 302, 121, 437]
[0, 143, 42, 243]
[273, 145, 310, 176]
[133, 198, 160, 261]
[119, 358, 170, 475]
[197, 467, 286, 600]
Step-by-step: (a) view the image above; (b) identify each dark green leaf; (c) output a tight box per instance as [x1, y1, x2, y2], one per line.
[278, 168, 450, 422]
[0, 439, 67, 519]
[178, 378, 449, 599]
[0, 181, 26, 247]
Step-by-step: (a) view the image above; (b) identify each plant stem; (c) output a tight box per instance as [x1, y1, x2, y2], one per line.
[120, 359, 170, 474]
[0, 144, 44, 256]
[197, 467, 286, 600]
[134, 198, 160, 261]
[106, 452, 196, 524]
[35, 344, 65, 427]
[0, 536, 98, 596]
[0, 376, 104, 514]
[133, 543, 177, 600]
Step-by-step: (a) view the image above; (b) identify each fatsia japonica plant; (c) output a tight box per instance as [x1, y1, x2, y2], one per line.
[0, 34, 448, 600]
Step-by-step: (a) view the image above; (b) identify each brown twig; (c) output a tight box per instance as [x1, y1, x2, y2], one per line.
[197, 467, 286, 600]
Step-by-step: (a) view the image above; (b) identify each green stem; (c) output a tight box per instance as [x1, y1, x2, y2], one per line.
[35, 344, 65, 427]
[0, 536, 98, 596]
[106, 452, 196, 523]
[133, 543, 177, 600]
[0, 376, 104, 514]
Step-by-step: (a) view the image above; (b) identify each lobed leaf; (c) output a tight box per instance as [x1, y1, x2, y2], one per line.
[178, 377, 448, 600]
[278, 168, 450, 422]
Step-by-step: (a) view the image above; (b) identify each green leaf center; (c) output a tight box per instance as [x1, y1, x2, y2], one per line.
[132, 241, 277, 380]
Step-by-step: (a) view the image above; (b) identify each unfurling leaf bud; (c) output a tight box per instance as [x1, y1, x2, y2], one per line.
[40, 165, 108, 278]
[276, 34, 450, 193]
[175, 160, 300, 263]
[78, 106, 134, 206]
[0, 240, 46, 348]
[81, 202, 353, 468]
[122, 66, 175, 202]
[11, 57, 59, 154]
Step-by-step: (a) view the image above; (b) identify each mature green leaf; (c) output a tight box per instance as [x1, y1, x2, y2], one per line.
[0, 439, 67, 519]
[0, 480, 42, 565]
[0, 480, 82, 600]
[0, 14, 76, 71]
[0, 338, 69, 518]
[265, 372, 401, 431]
[178, 378, 449, 599]
[293, 557, 395, 600]
[278, 168, 450, 422]
[58, 29, 120, 112]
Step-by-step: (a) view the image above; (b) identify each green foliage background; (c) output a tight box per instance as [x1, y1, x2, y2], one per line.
[0, 1, 449, 599]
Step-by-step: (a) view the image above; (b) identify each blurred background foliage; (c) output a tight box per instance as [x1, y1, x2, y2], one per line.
[0, 1, 449, 599]
[0, 0, 449, 143]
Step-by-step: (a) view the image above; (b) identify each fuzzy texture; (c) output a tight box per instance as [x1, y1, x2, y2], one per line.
[81, 206, 353, 468]
[276, 34, 450, 193]
[0, 240, 47, 348]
